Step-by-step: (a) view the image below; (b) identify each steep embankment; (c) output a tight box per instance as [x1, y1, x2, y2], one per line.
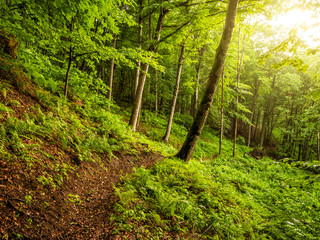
[0, 45, 163, 239]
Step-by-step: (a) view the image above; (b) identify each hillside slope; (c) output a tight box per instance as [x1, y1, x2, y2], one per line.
[0, 49, 164, 239]
[1, 39, 320, 240]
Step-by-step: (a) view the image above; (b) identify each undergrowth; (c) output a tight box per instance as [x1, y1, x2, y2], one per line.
[112, 120, 320, 239]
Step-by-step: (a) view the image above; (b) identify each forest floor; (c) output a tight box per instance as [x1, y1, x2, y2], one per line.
[0, 56, 166, 239]
[1, 147, 163, 239]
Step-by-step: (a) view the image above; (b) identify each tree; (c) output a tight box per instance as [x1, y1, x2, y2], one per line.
[176, 0, 239, 162]
[164, 43, 185, 143]
[108, 35, 117, 105]
[233, 28, 246, 157]
[219, 68, 225, 155]
[129, 4, 169, 131]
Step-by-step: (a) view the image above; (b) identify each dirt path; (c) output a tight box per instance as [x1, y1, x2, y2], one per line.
[0, 149, 163, 239]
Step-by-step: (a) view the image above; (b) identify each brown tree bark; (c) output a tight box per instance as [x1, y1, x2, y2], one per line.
[219, 69, 225, 155]
[108, 35, 117, 105]
[176, 0, 239, 162]
[155, 69, 158, 114]
[64, 46, 72, 99]
[247, 77, 260, 147]
[317, 131, 320, 161]
[260, 75, 276, 147]
[191, 46, 206, 117]
[130, 63, 149, 131]
[233, 29, 246, 157]
[100, 60, 105, 82]
[164, 45, 185, 143]
[129, 6, 169, 131]
[253, 109, 260, 142]
[134, 0, 143, 97]
[80, 60, 87, 72]
[64, 16, 76, 99]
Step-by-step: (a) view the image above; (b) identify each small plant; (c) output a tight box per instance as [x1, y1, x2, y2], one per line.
[0, 87, 8, 99]
[25, 194, 32, 205]
[37, 172, 59, 190]
[68, 194, 82, 205]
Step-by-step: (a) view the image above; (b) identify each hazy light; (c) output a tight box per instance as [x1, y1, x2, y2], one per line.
[270, 8, 320, 48]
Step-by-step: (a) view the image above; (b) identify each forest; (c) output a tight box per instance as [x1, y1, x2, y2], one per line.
[0, 0, 320, 239]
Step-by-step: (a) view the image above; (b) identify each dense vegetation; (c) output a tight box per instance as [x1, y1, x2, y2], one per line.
[1, 0, 320, 239]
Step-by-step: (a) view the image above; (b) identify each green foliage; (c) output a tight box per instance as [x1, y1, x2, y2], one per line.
[114, 149, 320, 239]
[24, 194, 32, 205]
[68, 194, 82, 205]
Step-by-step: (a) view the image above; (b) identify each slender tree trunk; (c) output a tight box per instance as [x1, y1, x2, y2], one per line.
[219, 69, 225, 155]
[100, 60, 105, 82]
[184, 95, 188, 117]
[108, 35, 117, 104]
[80, 60, 87, 72]
[148, 0, 152, 40]
[155, 70, 158, 114]
[191, 46, 206, 117]
[233, 29, 246, 157]
[298, 137, 302, 161]
[253, 109, 260, 142]
[130, 63, 149, 131]
[64, 16, 76, 99]
[134, 63, 141, 97]
[134, 0, 143, 97]
[317, 131, 320, 161]
[260, 75, 276, 147]
[129, 6, 169, 131]
[64, 46, 72, 99]
[260, 112, 268, 148]
[176, 0, 239, 162]
[164, 45, 185, 142]
[177, 100, 181, 114]
[247, 109, 254, 147]
[247, 78, 260, 147]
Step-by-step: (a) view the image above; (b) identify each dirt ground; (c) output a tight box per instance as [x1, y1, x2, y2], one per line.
[0, 145, 163, 239]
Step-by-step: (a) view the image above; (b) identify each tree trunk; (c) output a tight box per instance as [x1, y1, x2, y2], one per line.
[219, 69, 225, 155]
[129, 6, 169, 131]
[176, 0, 239, 162]
[164, 45, 185, 142]
[80, 60, 87, 72]
[253, 109, 260, 142]
[64, 46, 72, 99]
[247, 109, 254, 147]
[108, 35, 117, 104]
[233, 29, 246, 157]
[130, 63, 149, 131]
[191, 46, 206, 117]
[247, 78, 260, 147]
[148, 0, 152, 40]
[155, 70, 158, 114]
[134, 0, 143, 97]
[64, 16, 76, 99]
[317, 131, 320, 161]
[100, 60, 105, 82]
[260, 75, 276, 147]
[260, 111, 268, 148]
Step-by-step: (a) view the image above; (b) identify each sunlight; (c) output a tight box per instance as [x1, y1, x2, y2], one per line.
[271, 8, 320, 47]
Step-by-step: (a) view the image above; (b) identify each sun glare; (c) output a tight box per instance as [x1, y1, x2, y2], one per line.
[271, 8, 320, 47]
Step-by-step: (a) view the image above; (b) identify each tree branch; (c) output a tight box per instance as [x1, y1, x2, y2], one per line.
[72, 51, 98, 59]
